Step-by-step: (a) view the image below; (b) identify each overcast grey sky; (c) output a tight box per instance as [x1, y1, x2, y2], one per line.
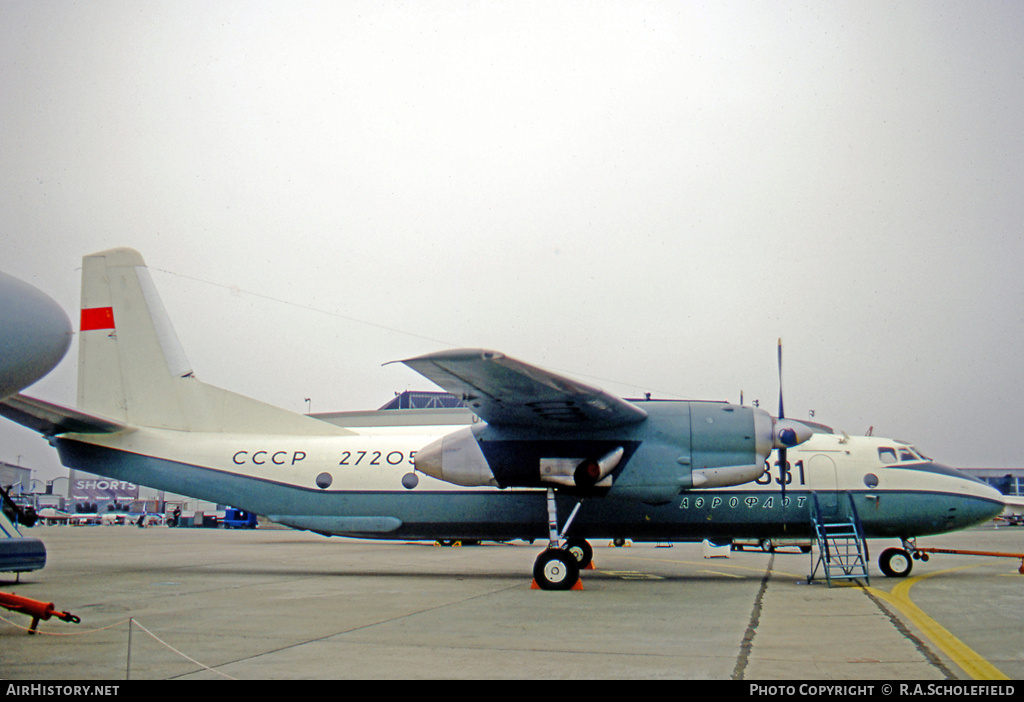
[3, 1, 1023, 480]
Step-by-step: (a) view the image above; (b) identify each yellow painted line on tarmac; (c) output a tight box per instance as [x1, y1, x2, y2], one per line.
[867, 565, 1009, 681]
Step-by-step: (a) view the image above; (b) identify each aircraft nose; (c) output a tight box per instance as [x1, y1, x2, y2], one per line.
[948, 466, 1007, 526]
[979, 480, 1009, 521]
[0, 272, 72, 400]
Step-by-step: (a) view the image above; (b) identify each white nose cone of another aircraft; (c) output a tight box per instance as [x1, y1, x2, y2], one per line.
[0, 272, 72, 400]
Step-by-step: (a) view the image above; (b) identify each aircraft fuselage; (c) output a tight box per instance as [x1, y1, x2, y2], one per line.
[52, 411, 1002, 543]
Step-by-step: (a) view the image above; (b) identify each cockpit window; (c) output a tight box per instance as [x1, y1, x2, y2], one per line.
[880, 446, 931, 464]
[878, 448, 898, 464]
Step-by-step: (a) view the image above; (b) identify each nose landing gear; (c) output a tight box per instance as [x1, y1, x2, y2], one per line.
[879, 538, 929, 578]
[879, 546, 914, 578]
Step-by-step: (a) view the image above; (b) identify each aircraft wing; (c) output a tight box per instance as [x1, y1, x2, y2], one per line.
[398, 349, 648, 428]
[0, 394, 127, 436]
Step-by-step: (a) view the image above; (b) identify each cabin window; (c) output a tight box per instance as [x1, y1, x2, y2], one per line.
[864, 473, 879, 488]
[878, 448, 897, 464]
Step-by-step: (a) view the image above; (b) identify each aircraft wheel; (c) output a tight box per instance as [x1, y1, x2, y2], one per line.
[564, 538, 593, 569]
[533, 549, 580, 591]
[879, 547, 913, 578]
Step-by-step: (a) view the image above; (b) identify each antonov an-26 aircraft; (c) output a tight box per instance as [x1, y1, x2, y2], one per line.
[0, 249, 1004, 589]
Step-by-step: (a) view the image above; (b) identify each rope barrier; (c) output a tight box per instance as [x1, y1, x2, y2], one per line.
[1, 612, 236, 679]
[128, 619, 235, 680]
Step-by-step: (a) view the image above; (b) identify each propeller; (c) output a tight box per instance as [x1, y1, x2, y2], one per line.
[777, 338, 788, 502]
[772, 339, 812, 503]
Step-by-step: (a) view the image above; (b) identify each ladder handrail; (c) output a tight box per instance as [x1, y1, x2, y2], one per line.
[845, 491, 869, 566]
[808, 490, 870, 586]
[810, 492, 831, 563]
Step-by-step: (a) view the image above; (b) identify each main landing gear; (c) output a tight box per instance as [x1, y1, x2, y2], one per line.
[533, 490, 593, 591]
[878, 538, 927, 578]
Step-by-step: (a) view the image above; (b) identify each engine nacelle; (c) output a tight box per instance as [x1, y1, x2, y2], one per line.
[416, 405, 814, 494]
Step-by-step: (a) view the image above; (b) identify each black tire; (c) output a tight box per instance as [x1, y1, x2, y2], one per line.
[879, 547, 913, 578]
[533, 549, 580, 591]
[564, 538, 594, 569]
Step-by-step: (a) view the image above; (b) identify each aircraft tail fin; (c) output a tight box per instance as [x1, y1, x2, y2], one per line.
[77, 248, 348, 435]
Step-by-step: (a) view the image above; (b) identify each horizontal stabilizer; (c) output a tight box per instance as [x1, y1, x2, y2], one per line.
[0, 393, 127, 436]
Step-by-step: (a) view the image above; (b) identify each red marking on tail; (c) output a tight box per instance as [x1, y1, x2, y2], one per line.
[81, 307, 115, 331]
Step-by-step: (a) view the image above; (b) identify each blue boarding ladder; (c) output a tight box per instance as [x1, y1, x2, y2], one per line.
[808, 491, 870, 586]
